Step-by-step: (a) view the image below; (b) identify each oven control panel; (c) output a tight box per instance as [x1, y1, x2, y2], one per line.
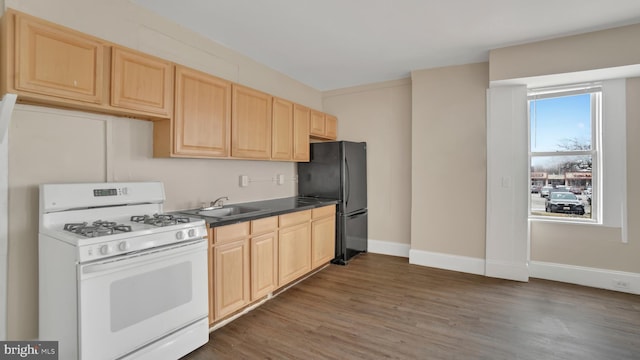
[78, 224, 207, 262]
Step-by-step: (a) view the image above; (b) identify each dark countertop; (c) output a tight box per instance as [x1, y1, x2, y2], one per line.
[174, 196, 338, 228]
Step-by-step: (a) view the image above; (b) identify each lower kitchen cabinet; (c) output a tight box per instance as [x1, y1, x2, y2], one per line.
[311, 205, 336, 269]
[278, 210, 311, 286]
[211, 223, 250, 322]
[213, 239, 250, 321]
[208, 206, 334, 325]
[250, 217, 278, 300]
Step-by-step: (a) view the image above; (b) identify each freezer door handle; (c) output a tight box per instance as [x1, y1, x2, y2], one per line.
[348, 210, 367, 219]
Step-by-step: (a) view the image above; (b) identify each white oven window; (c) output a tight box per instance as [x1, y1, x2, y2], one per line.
[110, 261, 192, 332]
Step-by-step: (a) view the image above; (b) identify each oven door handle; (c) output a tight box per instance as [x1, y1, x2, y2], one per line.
[80, 238, 206, 278]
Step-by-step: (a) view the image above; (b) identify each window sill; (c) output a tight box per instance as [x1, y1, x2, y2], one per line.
[528, 215, 600, 226]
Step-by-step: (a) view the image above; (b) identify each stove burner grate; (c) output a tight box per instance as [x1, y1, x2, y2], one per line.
[63, 221, 132, 238]
[130, 214, 190, 227]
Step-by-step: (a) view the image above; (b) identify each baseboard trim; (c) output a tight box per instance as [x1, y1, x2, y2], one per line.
[367, 239, 410, 258]
[485, 259, 529, 282]
[409, 249, 485, 276]
[530, 261, 640, 295]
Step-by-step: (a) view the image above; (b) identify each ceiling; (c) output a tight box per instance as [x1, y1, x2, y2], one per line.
[130, 0, 640, 91]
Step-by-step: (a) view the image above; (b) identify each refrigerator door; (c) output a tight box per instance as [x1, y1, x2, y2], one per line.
[342, 141, 367, 214]
[297, 142, 342, 200]
[334, 209, 368, 264]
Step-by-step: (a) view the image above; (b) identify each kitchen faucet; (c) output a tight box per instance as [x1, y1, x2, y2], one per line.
[202, 196, 229, 210]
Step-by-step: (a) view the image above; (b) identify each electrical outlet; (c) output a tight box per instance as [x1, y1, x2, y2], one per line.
[612, 279, 630, 289]
[277, 174, 285, 185]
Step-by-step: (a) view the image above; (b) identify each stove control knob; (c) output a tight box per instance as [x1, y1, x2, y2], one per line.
[118, 241, 130, 251]
[188, 229, 196, 238]
[176, 231, 185, 240]
[99, 244, 113, 255]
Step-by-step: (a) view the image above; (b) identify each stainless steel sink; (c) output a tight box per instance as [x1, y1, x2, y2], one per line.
[181, 205, 269, 219]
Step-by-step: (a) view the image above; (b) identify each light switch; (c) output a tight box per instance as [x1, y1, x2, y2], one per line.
[239, 175, 249, 187]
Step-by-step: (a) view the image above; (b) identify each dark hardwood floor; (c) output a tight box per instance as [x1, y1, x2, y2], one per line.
[183, 253, 640, 359]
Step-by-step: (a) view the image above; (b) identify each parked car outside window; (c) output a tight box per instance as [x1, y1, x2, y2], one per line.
[545, 192, 585, 215]
[569, 186, 583, 195]
[540, 185, 553, 198]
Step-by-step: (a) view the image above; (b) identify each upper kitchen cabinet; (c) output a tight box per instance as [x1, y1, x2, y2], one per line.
[231, 84, 272, 159]
[325, 114, 337, 139]
[309, 109, 337, 140]
[111, 47, 173, 118]
[271, 97, 293, 161]
[292, 104, 310, 162]
[169, 66, 231, 158]
[3, 11, 106, 105]
[271, 98, 311, 162]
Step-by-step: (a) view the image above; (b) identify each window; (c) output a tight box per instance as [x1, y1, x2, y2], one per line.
[528, 84, 601, 221]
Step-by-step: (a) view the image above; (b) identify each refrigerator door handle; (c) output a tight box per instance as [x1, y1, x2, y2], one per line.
[345, 156, 351, 208]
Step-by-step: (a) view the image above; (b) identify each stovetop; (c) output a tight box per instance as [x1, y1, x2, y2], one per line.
[41, 210, 207, 262]
[63, 214, 194, 238]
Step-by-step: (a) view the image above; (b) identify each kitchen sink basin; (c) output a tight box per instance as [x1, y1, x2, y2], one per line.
[181, 205, 269, 219]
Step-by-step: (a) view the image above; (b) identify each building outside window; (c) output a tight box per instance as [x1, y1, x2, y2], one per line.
[528, 84, 601, 221]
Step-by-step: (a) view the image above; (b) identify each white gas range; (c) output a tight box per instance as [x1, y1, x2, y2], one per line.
[38, 182, 209, 360]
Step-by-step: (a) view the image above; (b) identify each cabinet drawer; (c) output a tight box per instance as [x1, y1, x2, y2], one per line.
[213, 222, 250, 245]
[279, 210, 311, 228]
[312, 205, 335, 219]
[251, 216, 278, 235]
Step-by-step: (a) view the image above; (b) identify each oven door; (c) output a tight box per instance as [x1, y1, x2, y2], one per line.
[78, 239, 208, 360]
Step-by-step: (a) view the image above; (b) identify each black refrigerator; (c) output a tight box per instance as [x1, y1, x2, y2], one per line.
[298, 141, 367, 264]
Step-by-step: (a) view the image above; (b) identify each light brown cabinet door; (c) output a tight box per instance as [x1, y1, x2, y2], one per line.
[15, 14, 104, 103]
[250, 231, 277, 300]
[309, 109, 325, 137]
[278, 222, 311, 286]
[271, 97, 293, 160]
[325, 114, 338, 140]
[309, 110, 338, 140]
[213, 239, 250, 321]
[293, 104, 310, 162]
[174, 66, 231, 157]
[111, 47, 173, 117]
[311, 215, 336, 269]
[232, 84, 272, 159]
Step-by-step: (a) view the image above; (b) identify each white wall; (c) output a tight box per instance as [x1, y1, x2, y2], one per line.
[410, 63, 488, 273]
[3, 0, 323, 340]
[323, 79, 412, 257]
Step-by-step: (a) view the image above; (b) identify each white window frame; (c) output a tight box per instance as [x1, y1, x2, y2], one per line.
[526, 79, 627, 242]
[528, 83, 601, 223]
